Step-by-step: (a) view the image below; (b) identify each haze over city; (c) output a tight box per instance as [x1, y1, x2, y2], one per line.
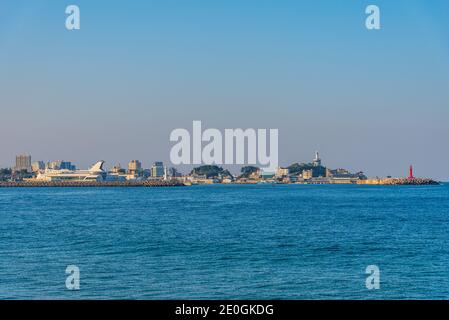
[1, 0, 449, 179]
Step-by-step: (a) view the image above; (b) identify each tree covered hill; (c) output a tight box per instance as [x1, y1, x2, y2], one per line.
[191, 165, 232, 178]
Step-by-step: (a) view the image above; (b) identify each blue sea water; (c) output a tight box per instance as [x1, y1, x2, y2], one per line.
[0, 184, 448, 300]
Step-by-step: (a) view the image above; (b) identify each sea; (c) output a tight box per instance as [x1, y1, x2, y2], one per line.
[0, 184, 448, 299]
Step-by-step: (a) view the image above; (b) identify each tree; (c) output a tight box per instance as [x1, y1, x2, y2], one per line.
[0, 168, 12, 181]
[0, 168, 12, 175]
[287, 163, 314, 175]
[191, 165, 232, 179]
[239, 166, 260, 178]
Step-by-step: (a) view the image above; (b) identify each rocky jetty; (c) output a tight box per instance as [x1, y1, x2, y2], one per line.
[383, 178, 439, 185]
[358, 177, 439, 185]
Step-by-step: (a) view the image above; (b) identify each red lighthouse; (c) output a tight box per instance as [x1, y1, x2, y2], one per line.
[409, 165, 414, 179]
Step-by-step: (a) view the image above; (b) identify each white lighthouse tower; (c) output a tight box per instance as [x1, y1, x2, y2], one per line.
[312, 151, 321, 167]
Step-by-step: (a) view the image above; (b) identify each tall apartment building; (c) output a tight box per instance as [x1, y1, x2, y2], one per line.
[15, 155, 32, 172]
[128, 160, 142, 176]
[151, 162, 164, 178]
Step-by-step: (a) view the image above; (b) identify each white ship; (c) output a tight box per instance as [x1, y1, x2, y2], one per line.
[36, 161, 107, 182]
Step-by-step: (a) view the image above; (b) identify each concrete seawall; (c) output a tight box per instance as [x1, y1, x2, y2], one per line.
[0, 180, 185, 188]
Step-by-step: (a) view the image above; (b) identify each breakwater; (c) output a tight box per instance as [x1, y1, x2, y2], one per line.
[357, 178, 439, 185]
[0, 180, 185, 188]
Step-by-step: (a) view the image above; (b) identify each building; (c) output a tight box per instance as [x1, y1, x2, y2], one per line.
[107, 165, 128, 181]
[111, 165, 126, 174]
[249, 170, 261, 180]
[329, 168, 351, 177]
[260, 172, 275, 180]
[128, 160, 142, 176]
[31, 161, 45, 173]
[60, 161, 76, 170]
[275, 167, 289, 178]
[168, 167, 182, 178]
[302, 169, 313, 180]
[107, 164, 131, 181]
[328, 168, 367, 180]
[15, 155, 31, 172]
[151, 162, 164, 178]
[46, 160, 76, 171]
[36, 161, 106, 182]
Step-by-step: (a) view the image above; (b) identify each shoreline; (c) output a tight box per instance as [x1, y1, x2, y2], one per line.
[0, 180, 185, 188]
[0, 179, 441, 188]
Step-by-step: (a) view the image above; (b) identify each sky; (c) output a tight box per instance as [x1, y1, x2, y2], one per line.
[0, 0, 448, 179]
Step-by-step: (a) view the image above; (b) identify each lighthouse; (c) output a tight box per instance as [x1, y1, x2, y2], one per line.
[409, 165, 414, 180]
[312, 151, 321, 167]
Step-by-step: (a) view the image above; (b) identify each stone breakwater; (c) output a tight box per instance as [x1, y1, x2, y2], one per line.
[0, 180, 185, 188]
[357, 178, 439, 185]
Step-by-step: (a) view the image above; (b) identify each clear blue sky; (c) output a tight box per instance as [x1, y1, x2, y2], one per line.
[1, 0, 448, 179]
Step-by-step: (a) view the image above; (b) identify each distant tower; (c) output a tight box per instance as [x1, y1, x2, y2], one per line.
[163, 166, 168, 181]
[409, 165, 414, 179]
[312, 151, 321, 167]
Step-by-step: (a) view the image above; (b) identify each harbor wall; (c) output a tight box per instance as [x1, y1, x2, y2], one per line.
[0, 180, 185, 188]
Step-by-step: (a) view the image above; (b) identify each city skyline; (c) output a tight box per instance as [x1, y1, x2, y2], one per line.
[1, 1, 449, 179]
[1, 151, 433, 181]
[1, 150, 439, 186]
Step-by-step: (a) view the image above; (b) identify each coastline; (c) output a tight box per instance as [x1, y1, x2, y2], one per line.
[0, 180, 184, 188]
[0, 179, 440, 187]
